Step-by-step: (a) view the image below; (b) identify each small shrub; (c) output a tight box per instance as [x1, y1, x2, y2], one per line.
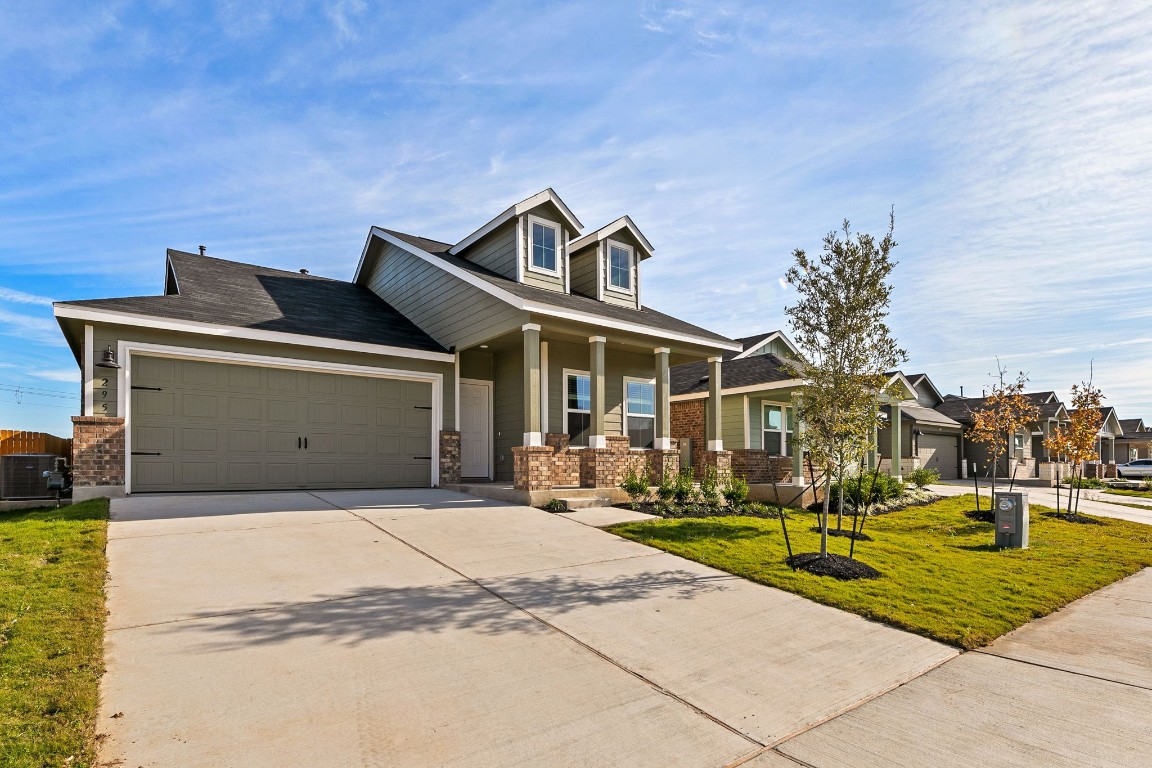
[908, 467, 940, 488]
[655, 470, 676, 503]
[1063, 475, 1107, 489]
[831, 473, 905, 508]
[673, 467, 698, 504]
[619, 465, 650, 510]
[722, 474, 750, 506]
[540, 498, 567, 513]
[700, 465, 721, 506]
[1142, 476, 1152, 492]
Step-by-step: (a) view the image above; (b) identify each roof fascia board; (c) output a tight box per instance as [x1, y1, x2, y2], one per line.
[369, 227, 741, 352]
[448, 189, 583, 256]
[52, 304, 455, 363]
[731, 330, 802, 360]
[670, 378, 804, 401]
[885, 372, 919, 400]
[569, 215, 655, 258]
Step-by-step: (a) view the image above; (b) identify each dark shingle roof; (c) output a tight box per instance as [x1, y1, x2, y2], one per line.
[882, 404, 963, 429]
[1119, 418, 1147, 437]
[937, 392, 1066, 425]
[671, 353, 797, 396]
[383, 229, 735, 347]
[58, 250, 447, 353]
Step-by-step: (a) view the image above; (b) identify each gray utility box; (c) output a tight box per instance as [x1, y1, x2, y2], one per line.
[994, 491, 1029, 549]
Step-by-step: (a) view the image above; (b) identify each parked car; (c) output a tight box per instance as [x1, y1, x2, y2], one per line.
[1116, 459, 1152, 478]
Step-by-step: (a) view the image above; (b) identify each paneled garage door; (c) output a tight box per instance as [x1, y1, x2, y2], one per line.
[130, 356, 433, 492]
[918, 432, 959, 480]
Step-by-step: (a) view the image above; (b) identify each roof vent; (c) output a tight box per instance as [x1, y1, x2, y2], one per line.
[198, 245, 206, 256]
[299, 269, 309, 275]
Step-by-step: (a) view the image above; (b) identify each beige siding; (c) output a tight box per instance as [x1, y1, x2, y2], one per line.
[914, 381, 939, 407]
[721, 395, 744, 448]
[569, 246, 598, 298]
[365, 243, 526, 350]
[600, 240, 641, 310]
[90, 323, 455, 428]
[521, 212, 567, 293]
[461, 219, 517, 279]
[744, 338, 794, 359]
[492, 345, 523, 481]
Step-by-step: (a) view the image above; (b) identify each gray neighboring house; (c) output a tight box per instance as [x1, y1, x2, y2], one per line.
[935, 391, 1071, 482]
[877, 373, 965, 480]
[1117, 418, 1152, 462]
[54, 188, 740, 501]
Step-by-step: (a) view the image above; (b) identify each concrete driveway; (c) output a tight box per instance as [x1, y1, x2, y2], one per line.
[99, 489, 955, 768]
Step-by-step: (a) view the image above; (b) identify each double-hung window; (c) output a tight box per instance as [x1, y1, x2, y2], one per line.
[529, 216, 559, 274]
[624, 378, 655, 449]
[607, 241, 633, 292]
[763, 404, 793, 456]
[565, 371, 591, 446]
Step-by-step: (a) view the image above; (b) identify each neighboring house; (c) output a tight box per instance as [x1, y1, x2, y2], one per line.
[669, 331, 805, 488]
[877, 373, 965, 480]
[935, 391, 1070, 481]
[1070, 406, 1124, 476]
[54, 188, 740, 501]
[1117, 418, 1152, 461]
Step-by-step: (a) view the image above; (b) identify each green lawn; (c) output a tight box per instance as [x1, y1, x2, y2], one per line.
[1, 499, 109, 768]
[1104, 487, 1152, 499]
[609, 495, 1152, 649]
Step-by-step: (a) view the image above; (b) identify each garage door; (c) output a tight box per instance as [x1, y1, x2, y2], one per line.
[130, 356, 433, 492]
[918, 432, 959, 480]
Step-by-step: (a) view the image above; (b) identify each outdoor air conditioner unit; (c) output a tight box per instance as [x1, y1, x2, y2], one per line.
[0, 454, 57, 500]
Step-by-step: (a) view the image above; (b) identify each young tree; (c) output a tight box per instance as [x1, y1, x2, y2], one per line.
[966, 366, 1040, 499]
[1045, 382, 1104, 520]
[784, 213, 906, 569]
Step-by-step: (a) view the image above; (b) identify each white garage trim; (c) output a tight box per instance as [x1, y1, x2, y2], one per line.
[116, 341, 444, 494]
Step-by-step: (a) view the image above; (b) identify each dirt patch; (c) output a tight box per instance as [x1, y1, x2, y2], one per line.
[786, 552, 882, 580]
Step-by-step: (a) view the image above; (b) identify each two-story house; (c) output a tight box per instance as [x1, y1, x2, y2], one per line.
[54, 189, 740, 501]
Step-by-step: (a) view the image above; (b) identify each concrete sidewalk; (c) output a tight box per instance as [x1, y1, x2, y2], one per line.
[930, 481, 1152, 525]
[98, 489, 955, 767]
[771, 568, 1152, 767]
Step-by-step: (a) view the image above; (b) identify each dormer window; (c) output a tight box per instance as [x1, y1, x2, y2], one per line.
[608, 241, 633, 292]
[528, 215, 559, 275]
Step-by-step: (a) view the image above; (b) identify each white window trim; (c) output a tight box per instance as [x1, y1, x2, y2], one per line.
[563, 368, 591, 447]
[116, 341, 444, 494]
[605, 239, 635, 295]
[623, 376, 656, 449]
[526, 214, 562, 277]
[762, 401, 793, 456]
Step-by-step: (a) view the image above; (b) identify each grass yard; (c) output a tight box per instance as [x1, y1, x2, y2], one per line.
[1104, 487, 1152, 499]
[609, 494, 1152, 649]
[1, 499, 109, 768]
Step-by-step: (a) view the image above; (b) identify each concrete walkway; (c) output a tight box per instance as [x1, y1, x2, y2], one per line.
[930, 481, 1152, 525]
[99, 489, 955, 768]
[771, 568, 1152, 767]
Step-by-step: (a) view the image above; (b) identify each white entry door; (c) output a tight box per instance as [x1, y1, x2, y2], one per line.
[459, 379, 492, 479]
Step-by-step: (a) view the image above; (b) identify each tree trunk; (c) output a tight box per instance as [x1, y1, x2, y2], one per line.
[820, 474, 831, 557]
[835, 457, 845, 531]
[1074, 465, 1083, 519]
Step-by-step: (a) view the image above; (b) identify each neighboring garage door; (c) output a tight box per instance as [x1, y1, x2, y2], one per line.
[130, 356, 433, 492]
[918, 432, 959, 480]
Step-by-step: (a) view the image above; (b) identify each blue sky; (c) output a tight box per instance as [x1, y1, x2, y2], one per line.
[2, 0, 1150, 436]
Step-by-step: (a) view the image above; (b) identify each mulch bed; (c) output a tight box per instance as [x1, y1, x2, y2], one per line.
[1042, 512, 1108, 525]
[964, 509, 995, 523]
[786, 552, 882, 580]
[613, 502, 786, 520]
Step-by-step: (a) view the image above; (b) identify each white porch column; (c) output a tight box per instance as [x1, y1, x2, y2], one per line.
[890, 400, 903, 480]
[522, 323, 542, 446]
[654, 347, 671, 450]
[589, 336, 607, 448]
[707, 356, 723, 451]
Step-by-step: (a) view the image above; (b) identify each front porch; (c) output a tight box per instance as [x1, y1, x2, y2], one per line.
[438, 319, 736, 493]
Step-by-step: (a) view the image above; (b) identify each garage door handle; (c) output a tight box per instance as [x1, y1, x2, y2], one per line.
[132, 451, 162, 456]
[131, 386, 163, 391]
[414, 456, 431, 460]
[298, 437, 302, 449]
[304, 437, 308, 450]
[413, 406, 433, 410]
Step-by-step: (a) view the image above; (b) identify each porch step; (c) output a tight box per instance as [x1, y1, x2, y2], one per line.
[557, 497, 613, 511]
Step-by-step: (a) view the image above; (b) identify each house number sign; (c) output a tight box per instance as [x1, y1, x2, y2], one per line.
[95, 376, 112, 414]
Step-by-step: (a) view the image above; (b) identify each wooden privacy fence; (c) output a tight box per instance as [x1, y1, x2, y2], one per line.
[0, 430, 73, 457]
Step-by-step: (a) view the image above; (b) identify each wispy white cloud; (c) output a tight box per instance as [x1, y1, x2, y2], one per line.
[0, 286, 54, 305]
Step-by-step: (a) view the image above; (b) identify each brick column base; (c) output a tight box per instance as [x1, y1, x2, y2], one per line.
[513, 446, 555, 491]
[646, 449, 680, 483]
[579, 436, 646, 489]
[71, 416, 126, 499]
[703, 450, 733, 483]
[439, 430, 461, 484]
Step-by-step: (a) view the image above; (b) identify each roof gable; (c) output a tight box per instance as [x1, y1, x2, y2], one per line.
[730, 330, 801, 360]
[568, 215, 654, 260]
[447, 188, 582, 257]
